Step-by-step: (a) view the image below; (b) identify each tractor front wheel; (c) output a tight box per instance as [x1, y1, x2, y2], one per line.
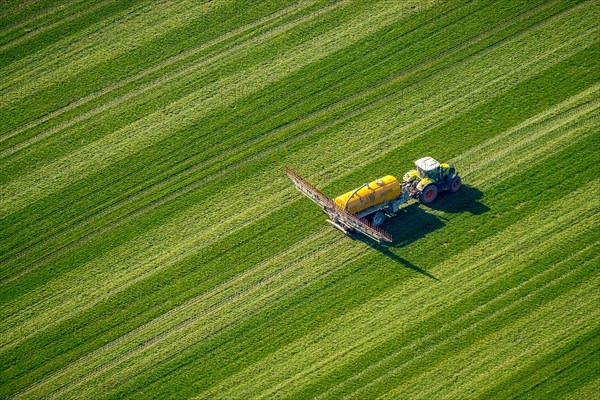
[419, 184, 438, 204]
[450, 175, 462, 192]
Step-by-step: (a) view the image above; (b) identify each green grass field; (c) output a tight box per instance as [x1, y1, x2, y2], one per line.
[1, 0, 599, 398]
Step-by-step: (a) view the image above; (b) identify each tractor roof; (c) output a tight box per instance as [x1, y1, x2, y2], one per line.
[414, 156, 440, 171]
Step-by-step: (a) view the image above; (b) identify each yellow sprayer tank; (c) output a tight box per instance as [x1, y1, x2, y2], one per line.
[334, 175, 401, 215]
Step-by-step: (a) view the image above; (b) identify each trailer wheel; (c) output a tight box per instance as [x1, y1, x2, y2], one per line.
[450, 175, 462, 192]
[419, 184, 438, 204]
[371, 211, 386, 226]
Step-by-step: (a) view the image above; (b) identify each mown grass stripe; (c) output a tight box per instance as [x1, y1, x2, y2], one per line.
[2, 72, 593, 354]
[1, 25, 596, 366]
[311, 241, 599, 400]
[196, 184, 598, 399]
[380, 274, 599, 399]
[0, 0, 431, 219]
[0, 0, 580, 276]
[0, 0, 339, 156]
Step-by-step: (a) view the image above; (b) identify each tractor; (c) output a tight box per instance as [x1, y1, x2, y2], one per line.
[403, 156, 461, 204]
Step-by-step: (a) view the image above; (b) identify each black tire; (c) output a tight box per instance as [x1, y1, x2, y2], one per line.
[371, 211, 386, 226]
[419, 184, 438, 204]
[450, 175, 462, 193]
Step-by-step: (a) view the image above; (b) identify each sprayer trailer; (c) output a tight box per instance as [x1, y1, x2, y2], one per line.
[285, 156, 461, 243]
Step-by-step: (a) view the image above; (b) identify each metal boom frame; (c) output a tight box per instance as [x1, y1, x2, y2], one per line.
[284, 167, 393, 243]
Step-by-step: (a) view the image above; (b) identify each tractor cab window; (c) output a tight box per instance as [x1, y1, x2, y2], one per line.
[418, 167, 439, 180]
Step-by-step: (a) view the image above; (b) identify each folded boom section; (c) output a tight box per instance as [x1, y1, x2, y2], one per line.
[284, 167, 393, 243]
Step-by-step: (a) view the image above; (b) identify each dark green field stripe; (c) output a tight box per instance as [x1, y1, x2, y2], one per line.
[293, 244, 600, 399]
[0, 0, 577, 279]
[1, 35, 596, 307]
[476, 326, 600, 399]
[0, 0, 85, 38]
[1, 126, 595, 398]
[102, 151, 599, 399]
[0, 0, 338, 136]
[0, 0, 144, 69]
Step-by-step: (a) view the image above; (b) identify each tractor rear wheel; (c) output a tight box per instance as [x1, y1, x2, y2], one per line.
[371, 211, 385, 226]
[450, 175, 462, 192]
[419, 184, 438, 204]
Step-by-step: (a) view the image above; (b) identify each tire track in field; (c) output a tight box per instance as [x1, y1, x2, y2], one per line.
[0, 0, 572, 268]
[0, 0, 229, 103]
[390, 273, 600, 400]
[337, 249, 599, 400]
[0, 0, 119, 53]
[10, 110, 596, 396]
[3, 0, 580, 278]
[0, 0, 425, 218]
[2, 6, 594, 349]
[259, 223, 600, 400]
[35, 134, 596, 396]
[0, 0, 339, 153]
[196, 188, 598, 399]
[14, 230, 367, 399]
[312, 242, 599, 400]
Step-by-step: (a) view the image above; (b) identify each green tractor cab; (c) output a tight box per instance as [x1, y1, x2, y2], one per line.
[403, 156, 461, 204]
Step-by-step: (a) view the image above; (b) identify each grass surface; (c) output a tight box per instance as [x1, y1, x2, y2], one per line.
[1, 0, 599, 398]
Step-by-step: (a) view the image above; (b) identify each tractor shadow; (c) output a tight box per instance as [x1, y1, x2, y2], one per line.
[354, 205, 443, 280]
[427, 184, 490, 215]
[353, 185, 489, 281]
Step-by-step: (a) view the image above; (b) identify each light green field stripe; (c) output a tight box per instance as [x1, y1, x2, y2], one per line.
[0, 0, 228, 102]
[0, 0, 435, 343]
[280, 5, 599, 186]
[14, 229, 369, 399]
[0, 0, 431, 218]
[196, 185, 599, 399]
[383, 272, 600, 399]
[460, 96, 600, 189]
[454, 82, 600, 167]
[0, 0, 337, 155]
[1, 0, 592, 343]
[313, 242, 599, 400]
[45, 199, 598, 400]
[0, 0, 84, 35]
[0, 0, 120, 53]
[347, 253, 599, 400]
[2, 55, 593, 352]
